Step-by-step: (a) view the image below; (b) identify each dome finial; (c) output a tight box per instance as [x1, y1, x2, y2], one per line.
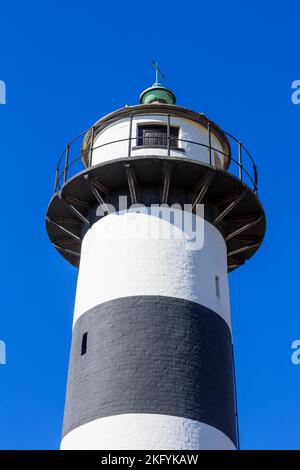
[152, 60, 164, 85]
[139, 61, 176, 105]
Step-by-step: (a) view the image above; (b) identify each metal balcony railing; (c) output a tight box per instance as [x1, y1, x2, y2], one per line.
[53, 113, 259, 195]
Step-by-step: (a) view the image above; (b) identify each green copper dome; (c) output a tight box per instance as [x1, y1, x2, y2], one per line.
[139, 83, 176, 105]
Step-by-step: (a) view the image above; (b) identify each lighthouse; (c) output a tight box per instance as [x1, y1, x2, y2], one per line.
[46, 75, 266, 450]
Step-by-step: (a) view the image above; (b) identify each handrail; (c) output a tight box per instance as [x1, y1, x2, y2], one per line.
[53, 113, 259, 194]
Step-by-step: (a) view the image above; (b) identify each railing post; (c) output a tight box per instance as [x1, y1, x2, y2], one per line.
[89, 126, 95, 167]
[128, 115, 133, 158]
[208, 122, 212, 165]
[63, 144, 70, 184]
[54, 168, 59, 193]
[167, 114, 171, 156]
[238, 142, 243, 181]
[253, 164, 258, 193]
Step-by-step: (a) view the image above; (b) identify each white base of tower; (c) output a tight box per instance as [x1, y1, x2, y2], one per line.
[60, 414, 236, 450]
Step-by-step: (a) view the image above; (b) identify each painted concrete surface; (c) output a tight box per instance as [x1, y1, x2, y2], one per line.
[61, 414, 236, 450]
[73, 210, 230, 328]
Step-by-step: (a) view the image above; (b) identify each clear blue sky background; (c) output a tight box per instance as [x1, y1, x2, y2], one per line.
[0, 1, 299, 450]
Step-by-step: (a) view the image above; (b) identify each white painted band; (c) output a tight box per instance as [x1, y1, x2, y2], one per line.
[73, 210, 231, 328]
[61, 413, 236, 450]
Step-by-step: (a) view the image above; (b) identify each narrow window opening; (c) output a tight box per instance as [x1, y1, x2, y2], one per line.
[137, 124, 179, 148]
[81, 332, 88, 356]
[215, 275, 221, 298]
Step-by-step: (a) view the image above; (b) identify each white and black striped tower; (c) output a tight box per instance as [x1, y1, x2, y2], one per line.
[46, 77, 266, 450]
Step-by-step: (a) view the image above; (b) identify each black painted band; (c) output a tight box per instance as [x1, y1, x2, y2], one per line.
[62, 296, 236, 444]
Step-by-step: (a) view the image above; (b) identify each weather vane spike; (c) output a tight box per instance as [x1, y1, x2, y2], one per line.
[152, 60, 165, 84]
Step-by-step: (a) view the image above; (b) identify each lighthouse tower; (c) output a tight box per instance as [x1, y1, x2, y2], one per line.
[46, 78, 266, 450]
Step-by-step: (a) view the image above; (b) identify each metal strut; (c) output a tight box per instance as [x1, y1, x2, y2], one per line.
[162, 163, 172, 204]
[59, 193, 90, 225]
[46, 216, 81, 241]
[227, 252, 245, 269]
[192, 171, 214, 211]
[124, 163, 137, 204]
[53, 243, 80, 258]
[62, 194, 90, 209]
[227, 242, 260, 257]
[214, 192, 246, 224]
[84, 175, 110, 214]
[226, 215, 263, 241]
[88, 176, 110, 195]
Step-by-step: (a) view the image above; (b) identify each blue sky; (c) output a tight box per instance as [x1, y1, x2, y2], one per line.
[0, 1, 299, 449]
